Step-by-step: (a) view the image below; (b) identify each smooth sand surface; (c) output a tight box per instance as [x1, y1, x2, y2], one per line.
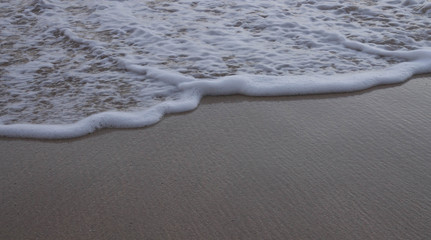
[1, 75, 431, 239]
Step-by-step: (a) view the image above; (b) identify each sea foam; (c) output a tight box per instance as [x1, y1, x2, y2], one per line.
[1, 0, 431, 139]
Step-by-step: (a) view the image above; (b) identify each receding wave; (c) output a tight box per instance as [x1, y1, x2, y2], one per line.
[1, 0, 430, 138]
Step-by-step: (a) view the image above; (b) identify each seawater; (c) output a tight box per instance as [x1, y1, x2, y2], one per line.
[1, 0, 431, 138]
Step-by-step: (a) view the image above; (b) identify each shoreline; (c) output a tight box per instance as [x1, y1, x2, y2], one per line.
[1, 74, 431, 239]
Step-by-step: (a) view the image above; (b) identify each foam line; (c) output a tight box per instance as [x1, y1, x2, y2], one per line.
[0, 91, 201, 139]
[1, 47, 430, 139]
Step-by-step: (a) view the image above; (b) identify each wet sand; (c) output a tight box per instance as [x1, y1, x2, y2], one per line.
[1, 75, 431, 239]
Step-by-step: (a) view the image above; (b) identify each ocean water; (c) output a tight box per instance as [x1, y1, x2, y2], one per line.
[1, 0, 431, 138]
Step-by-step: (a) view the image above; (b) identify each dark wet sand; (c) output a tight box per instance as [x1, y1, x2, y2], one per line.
[1, 75, 431, 239]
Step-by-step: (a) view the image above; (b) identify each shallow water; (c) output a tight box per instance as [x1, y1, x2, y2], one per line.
[1, 0, 431, 138]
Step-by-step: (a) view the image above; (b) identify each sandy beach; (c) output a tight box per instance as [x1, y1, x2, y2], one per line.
[1, 75, 431, 239]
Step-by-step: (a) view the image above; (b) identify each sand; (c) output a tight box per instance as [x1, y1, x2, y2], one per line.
[1, 75, 431, 239]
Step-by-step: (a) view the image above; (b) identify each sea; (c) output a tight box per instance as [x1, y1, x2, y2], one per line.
[1, 0, 431, 138]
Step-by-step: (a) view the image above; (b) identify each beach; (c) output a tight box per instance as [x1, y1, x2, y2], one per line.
[1, 74, 431, 239]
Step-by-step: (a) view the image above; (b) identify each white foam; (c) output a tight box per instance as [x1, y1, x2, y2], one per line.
[1, 0, 431, 138]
